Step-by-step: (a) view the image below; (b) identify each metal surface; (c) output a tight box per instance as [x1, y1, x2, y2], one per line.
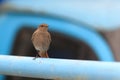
[0, 76, 4, 80]
[0, 55, 119, 80]
[5, 0, 120, 29]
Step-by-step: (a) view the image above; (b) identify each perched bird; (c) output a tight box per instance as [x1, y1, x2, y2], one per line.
[31, 24, 51, 58]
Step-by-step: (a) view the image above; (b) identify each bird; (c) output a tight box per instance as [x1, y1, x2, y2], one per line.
[31, 23, 51, 58]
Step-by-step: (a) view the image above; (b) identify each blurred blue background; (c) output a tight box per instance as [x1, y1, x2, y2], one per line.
[1, 0, 120, 80]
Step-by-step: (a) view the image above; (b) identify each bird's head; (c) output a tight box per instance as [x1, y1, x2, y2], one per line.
[38, 23, 48, 31]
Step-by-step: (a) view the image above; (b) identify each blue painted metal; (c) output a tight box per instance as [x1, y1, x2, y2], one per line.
[0, 76, 4, 80]
[0, 55, 119, 80]
[0, 12, 114, 61]
[5, 0, 120, 29]
[0, 0, 5, 4]
[0, 1, 117, 80]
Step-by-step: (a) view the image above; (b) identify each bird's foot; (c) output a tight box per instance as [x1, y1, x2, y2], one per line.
[33, 54, 39, 60]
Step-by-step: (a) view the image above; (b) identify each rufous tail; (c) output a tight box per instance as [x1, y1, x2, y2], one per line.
[39, 52, 49, 58]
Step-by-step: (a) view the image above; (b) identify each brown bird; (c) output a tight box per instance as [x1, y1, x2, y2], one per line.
[31, 24, 51, 58]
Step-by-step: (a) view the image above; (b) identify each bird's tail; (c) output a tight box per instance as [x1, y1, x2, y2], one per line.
[39, 51, 49, 58]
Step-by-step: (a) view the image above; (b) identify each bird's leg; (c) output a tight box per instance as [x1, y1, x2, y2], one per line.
[33, 51, 40, 60]
[45, 52, 49, 58]
[33, 54, 39, 60]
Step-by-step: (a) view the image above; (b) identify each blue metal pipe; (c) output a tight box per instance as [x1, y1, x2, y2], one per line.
[0, 55, 119, 80]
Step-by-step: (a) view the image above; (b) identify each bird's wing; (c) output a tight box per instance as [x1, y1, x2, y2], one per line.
[31, 31, 37, 41]
[41, 32, 51, 51]
[48, 32, 51, 43]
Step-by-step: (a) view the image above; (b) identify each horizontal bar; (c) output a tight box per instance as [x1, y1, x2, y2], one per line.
[0, 55, 119, 80]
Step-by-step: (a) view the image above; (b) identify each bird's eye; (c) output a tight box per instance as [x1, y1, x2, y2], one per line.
[41, 25, 44, 27]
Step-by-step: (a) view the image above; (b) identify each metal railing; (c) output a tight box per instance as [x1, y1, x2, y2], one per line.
[0, 55, 119, 80]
